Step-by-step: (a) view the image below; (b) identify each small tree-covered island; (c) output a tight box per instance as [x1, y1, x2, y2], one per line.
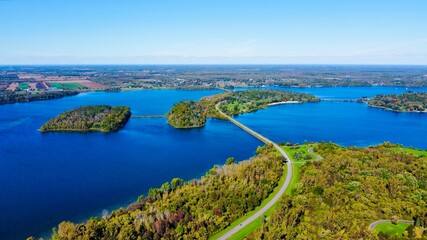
[368, 92, 427, 112]
[167, 90, 319, 128]
[40, 105, 131, 133]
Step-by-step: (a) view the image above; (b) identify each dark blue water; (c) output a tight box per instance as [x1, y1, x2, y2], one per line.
[236, 102, 427, 148]
[0, 90, 261, 240]
[234, 86, 427, 148]
[1, 87, 427, 239]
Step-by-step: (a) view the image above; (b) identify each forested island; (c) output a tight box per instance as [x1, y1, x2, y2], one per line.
[368, 92, 427, 112]
[42, 142, 426, 239]
[40, 105, 131, 133]
[167, 90, 319, 128]
[166, 100, 207, 128]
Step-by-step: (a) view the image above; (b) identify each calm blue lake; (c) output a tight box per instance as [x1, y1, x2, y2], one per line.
[0, 87, 427, 239]
[236, 86, 427, 148]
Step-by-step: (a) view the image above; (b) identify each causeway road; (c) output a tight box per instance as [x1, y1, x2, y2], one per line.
[214, 103, 293, 240]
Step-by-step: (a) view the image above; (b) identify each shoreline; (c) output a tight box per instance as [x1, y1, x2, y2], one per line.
[120, 87, 229, 92]
[267, 100, 301, 106]
[168, 123, 206, 129]
[367, 104, 427, 113]
[39, 128, 114, 133]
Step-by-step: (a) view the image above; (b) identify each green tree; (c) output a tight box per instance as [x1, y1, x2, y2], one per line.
[225, 157, 235, 165]
[171, 178, 184, 190]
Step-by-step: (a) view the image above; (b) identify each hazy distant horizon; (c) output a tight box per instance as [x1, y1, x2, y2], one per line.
[1, 63, 427, 67]
[1, 55, 427, 66]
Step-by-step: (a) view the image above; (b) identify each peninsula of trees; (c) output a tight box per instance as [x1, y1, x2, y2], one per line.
[217, 90, 319, 116]
[167, 90, 319, 128]
[368, 92, 427, 112]
[249, 143, 427, 239]
[49, 145, 283, 239]
[43, 143, 427, 239]
[0, 90, 79, 105]
[40, 105, 131, 133]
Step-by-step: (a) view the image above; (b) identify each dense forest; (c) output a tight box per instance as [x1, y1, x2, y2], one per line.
[166, 101, 207, 128]
[249, 142, 427, 239]
[167, 90, 319, 128]
[40, 105, 131, 132]
[47, 145, 283, 239]
[0, 90, 79, 105]
[368, 92, 427, 112]
[166, 92, 230, 128]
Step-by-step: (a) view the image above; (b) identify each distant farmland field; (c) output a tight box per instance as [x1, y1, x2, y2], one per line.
[18, 83, 29, 90]
[49, 82, 86, 90]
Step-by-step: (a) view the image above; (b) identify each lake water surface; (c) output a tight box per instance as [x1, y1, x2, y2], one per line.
[1, 87, 427, 239]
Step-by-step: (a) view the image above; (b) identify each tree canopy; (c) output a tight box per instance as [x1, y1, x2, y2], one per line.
[249, 142, 427, 239]
[167, 90, 319, 128]
[49, 145, 283, 240]
[368, 92, 427, 112]
[40, 105, 131, 132]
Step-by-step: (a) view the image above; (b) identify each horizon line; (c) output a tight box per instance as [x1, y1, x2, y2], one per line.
[1, 63, 427, 67]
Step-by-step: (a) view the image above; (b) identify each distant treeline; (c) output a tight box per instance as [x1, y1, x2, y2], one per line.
[167, 90, 319, 128]
[368, 92, 427, 112]
[40, 105, 131, 132]
[0, 90, 79, 105]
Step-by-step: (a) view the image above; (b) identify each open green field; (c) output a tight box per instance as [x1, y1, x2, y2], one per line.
[50, 82, 85, 90]
[390, 147, 427, 157]
[225, 101, 248, 114]
[283, 143, 320, 161]
[374, 222, 410, 235]
[18, 83, 29, 90]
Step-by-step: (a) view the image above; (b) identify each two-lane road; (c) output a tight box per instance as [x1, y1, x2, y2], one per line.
[214, 103, 293, 240]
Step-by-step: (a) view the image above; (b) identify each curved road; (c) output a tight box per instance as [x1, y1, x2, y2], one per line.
[308, 147, 323, 161]
[214, 103, 293, 240]
[369, 219, 413, 230]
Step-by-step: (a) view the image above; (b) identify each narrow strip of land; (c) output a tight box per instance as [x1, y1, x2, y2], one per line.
[214, 103, 293, 240]
[131, 115, 165, 119]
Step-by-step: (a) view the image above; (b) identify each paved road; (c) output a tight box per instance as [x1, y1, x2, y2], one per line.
[214, 103, 293, 240]
[368, 219, 413, 230]
[308, 147, 323, 161]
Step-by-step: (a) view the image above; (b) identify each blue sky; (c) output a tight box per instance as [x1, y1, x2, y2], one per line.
[0, 0, 426, 64]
